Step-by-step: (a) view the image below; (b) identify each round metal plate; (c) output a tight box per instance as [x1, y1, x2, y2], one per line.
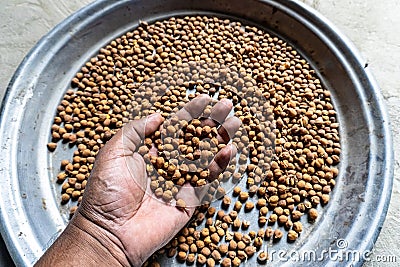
[0, 0, 393, 266]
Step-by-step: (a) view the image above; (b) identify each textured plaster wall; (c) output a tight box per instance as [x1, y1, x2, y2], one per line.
[0, 0, 399, 266]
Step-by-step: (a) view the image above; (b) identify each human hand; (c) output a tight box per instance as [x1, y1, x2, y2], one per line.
[35, 94, 241, 267]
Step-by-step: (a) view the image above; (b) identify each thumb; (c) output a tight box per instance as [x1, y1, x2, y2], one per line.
[122, 113, 164, 153]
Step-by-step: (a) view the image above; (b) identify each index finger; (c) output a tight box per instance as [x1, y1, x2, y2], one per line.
[175, 94, 211, 121]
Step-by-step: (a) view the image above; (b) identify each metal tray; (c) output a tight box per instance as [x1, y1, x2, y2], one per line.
[0, 0, 393, 266]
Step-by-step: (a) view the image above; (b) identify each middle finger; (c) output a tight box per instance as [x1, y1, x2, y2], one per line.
[201, 98, 233, 128]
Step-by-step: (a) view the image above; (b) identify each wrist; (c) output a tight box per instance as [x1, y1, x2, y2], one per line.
[35, 212, 130, 267]
[69, 213, 131, 266]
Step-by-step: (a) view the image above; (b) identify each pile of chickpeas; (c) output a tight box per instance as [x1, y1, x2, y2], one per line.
[48, 15, 340, 266]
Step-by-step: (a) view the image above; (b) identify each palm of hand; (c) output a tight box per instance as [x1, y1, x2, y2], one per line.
[75, 95, 240, 266]
[78, 116, 191, 265]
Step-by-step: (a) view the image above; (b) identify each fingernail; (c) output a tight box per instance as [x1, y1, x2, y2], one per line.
[148, 113, 160, 120]
[220, 98, 233, 107]
[199, 94, 210, 99]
